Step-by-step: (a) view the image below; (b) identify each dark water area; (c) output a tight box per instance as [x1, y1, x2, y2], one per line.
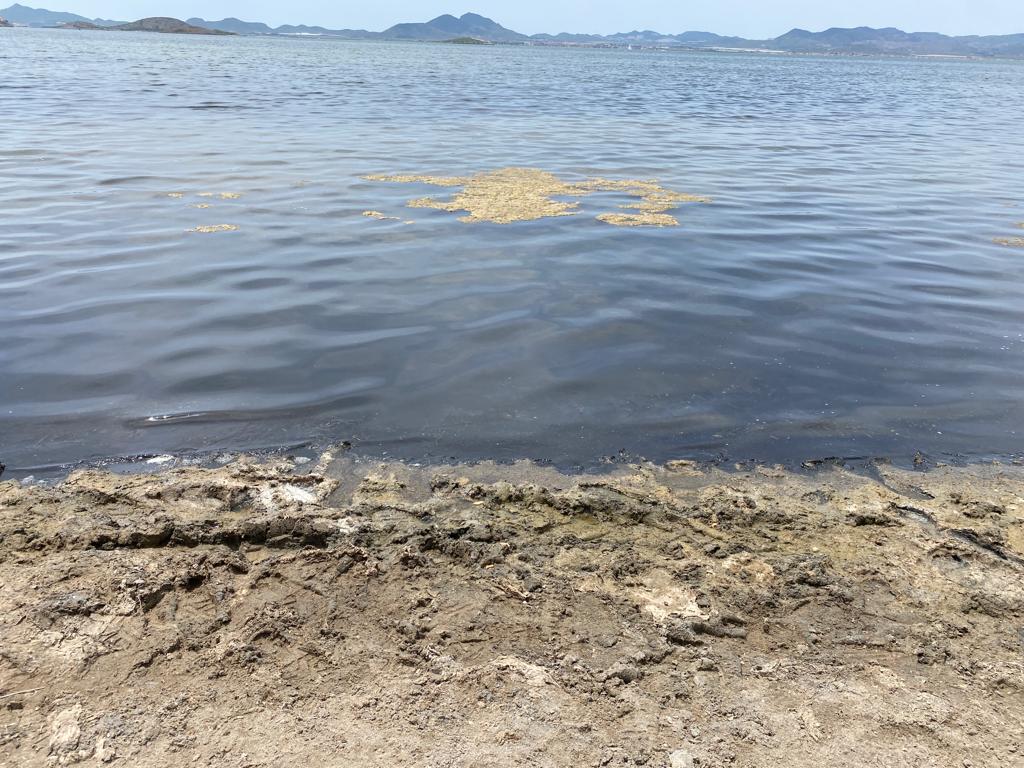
[3, 28, 1024, 473]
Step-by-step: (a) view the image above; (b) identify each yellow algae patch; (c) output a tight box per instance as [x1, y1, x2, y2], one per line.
[188, 224, 239, 234]
[191, 203, 212, 209]
[364, 167, 710, 227]
[409, 168, 582, 224]
[167, 192, 184, 199]
[362, 210, 401, 221]
[597, 212, 680, 227]
[995, 237, 1024, 247]
[582, 177, 710, 227]
[197, 192, 243, 200]
[363, 173, 467, 187]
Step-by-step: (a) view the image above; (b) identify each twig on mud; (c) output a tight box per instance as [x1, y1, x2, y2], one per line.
[282, 650, 311, 669]
[229, 708, 264, 720]
[492, 580, 531, 601]
[0, 687, 42, 700]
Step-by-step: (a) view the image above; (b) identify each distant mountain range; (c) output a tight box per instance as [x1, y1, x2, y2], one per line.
[0, 3, 121, 27]
[4, 4, 1024, 57]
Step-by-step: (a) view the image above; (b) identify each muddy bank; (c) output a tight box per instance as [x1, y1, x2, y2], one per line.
[1, 454, 1022, 766]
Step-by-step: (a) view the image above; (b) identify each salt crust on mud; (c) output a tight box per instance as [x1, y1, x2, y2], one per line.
[1, 455, 1022, 767]
[365, 167, 711, 226]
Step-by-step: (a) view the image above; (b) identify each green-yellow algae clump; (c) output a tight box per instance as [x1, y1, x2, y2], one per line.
[405, 168, 581, 224]
[596, 211, 681, 227]
[995, 237, 1024, 247]
[362, 210, 401, 221]
[167, 192, 184, 199]
[198, 192, 243, 200]
[363, 173, 466, 187]
[188, 224, 239, 234]
[363, 167, 710, 227]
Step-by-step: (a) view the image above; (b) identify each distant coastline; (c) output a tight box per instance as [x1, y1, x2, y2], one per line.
[2, 3, 1023, 57]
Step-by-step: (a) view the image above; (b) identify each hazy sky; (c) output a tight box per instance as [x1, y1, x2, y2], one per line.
[52, 1, 1024, 37]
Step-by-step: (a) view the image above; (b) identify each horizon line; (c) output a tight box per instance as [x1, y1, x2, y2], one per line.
[3, 4, 1024, 40]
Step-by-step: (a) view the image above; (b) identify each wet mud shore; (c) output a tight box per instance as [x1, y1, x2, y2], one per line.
[1, 453, 1022, 766]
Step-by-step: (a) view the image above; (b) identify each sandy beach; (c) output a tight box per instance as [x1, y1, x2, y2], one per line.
[1, 453, 1022, 766]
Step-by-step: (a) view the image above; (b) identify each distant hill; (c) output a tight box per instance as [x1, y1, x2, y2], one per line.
[769, 26, 1024, 56]
[444, 36, 492, 45]
[185, 16, 274, 35]
[114, 17, 233, 35]
[187, 16, 377, 39]
[5, 5, 1024, 57]
[0, 3, 118, 26]
[187, 11, 523, 41]
[383, 13, 527, 42]
[58, 16, 234, 35]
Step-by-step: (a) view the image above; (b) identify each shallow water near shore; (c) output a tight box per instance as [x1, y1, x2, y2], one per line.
[3, 28, 1024, 471]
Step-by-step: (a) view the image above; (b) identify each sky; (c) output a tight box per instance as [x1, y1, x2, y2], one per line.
[36, 1, 1024, 37]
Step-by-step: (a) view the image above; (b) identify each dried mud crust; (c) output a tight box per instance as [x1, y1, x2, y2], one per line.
[1, 456, 1023, 767]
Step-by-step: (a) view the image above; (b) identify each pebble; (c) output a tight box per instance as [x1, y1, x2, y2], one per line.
[605, 663, 642, 684]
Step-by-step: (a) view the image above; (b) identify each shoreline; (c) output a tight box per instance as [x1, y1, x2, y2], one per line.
[1, 453, 1021, 765]
[5, 439, 1023, 485]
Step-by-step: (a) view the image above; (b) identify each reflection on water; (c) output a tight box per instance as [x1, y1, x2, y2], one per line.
[2, 28, 1024, 470]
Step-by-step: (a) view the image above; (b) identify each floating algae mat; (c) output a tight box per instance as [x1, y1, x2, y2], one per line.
[188, 224, 239, 234]
[363, 210, 416, 225]
[363, 167, 710, 227]
[994, 223, 1024, 247]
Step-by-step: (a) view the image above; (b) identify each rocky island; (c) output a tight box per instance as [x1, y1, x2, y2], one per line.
[444, 36, 492, 45]
[60, 16, 234, 35]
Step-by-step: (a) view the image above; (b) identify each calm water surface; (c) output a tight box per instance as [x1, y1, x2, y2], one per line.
[3, 29, 1024, 471]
